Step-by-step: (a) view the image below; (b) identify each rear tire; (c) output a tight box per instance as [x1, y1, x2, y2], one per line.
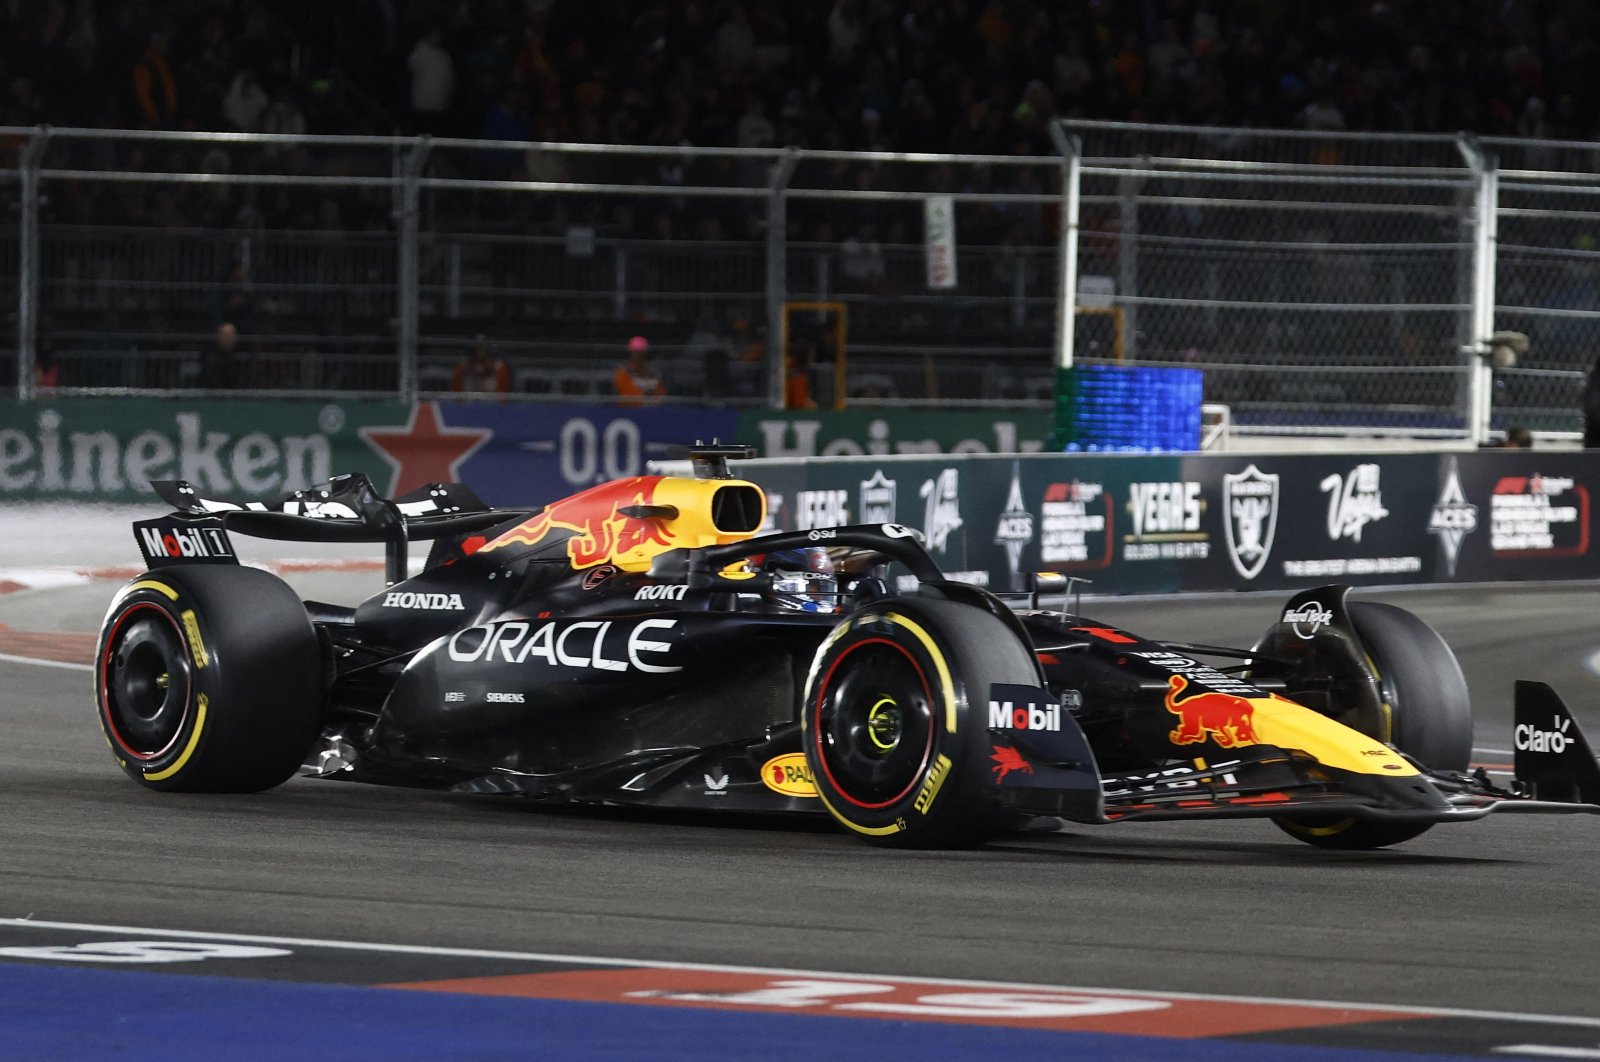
[96, 566, 324, 793]
[802, 598, 1039, 848]
[1275, 601, 1471, 850]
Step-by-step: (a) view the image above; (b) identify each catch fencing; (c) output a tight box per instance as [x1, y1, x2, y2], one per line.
[4, 123, 1600, 441]
[1060, 121, 1600, 441]
[0, 129, 1063, 410]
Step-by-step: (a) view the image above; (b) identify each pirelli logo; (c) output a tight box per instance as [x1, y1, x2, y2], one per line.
[914, 754, 953, 815]
[180, 609, 209, 669]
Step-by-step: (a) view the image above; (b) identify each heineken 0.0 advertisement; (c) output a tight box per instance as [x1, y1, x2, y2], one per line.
[0, 399, 1051, 506]
[0, 398, 737, 506]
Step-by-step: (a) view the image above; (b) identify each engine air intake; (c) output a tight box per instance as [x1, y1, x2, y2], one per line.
[712, 485, 763, 533]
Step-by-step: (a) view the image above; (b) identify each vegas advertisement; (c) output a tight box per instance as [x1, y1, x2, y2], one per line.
[748, 449, 1599, 594]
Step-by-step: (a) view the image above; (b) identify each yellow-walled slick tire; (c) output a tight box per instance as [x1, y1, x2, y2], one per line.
[95, 566, 324, 793]
[802, 597, 1038, 849]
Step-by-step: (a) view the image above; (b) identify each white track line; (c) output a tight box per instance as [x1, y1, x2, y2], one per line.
[0, 653, 92, 672]
[1, 917, 1598, 1028]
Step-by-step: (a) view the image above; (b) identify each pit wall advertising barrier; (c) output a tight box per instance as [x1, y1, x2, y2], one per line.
[0, 398, 741, 507]
[746, 450, 1595, 594]
[0, 399, 1049, 507]
[5, 397, 1586, 595]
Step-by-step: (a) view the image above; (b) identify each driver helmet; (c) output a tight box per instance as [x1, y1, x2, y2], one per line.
[761, 546, 839, 613]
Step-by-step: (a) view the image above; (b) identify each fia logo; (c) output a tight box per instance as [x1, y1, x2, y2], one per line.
[1321, 463, 1388, 542]
[919, 468, 963, 553]
[1222, 464, 1279, 581]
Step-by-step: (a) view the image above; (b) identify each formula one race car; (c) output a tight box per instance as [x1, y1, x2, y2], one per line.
[95, 445, 1600, 849]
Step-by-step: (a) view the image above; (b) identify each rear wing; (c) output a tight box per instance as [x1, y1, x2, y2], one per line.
[136, 473, 535, 583]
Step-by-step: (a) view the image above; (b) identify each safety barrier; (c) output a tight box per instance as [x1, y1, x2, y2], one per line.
[5, 396, 1585, 595]
[748, 447, 1596, 594]
[0, 398, 1046, 507]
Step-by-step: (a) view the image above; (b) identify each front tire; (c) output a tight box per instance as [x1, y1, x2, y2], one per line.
[96, 566, 324, 793]
[802, 598, 1040, 848]
[1275, 601, 1471, 850]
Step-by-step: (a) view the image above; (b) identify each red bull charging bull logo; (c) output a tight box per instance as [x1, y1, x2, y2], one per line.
[1164, 675, 1262, 748]
[482, 477, 675, 570]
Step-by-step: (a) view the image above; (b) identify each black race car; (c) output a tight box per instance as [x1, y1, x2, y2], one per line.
[95, 445, 1600, 849]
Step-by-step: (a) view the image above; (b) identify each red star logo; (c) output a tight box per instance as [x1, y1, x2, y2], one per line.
[359, 402, 491, 497]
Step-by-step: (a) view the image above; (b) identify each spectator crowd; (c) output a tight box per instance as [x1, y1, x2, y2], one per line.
[4, 0, 1597, 253]
[5, 1, 1596, 259]
[6, 1, 1600, 164]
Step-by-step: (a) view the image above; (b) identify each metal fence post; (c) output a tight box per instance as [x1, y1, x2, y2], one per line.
[614, 246, 628, 320]
[765, 147, 801, 410]
[1049, 122, 1082, 370]
[1117, 171, 1140, 359]
[1457, 133, 1498, 445]
[16, 127, 48, 401]
[397, 135, 430, 403]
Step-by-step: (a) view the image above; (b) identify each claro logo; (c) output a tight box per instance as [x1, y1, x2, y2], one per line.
[447, 619, 680, 672]
[1515, 715, 1572, 754]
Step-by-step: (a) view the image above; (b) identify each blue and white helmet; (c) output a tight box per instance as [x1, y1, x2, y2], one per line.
[762, 547, 839, 613]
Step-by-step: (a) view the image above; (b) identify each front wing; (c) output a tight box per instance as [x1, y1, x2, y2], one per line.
[988, 684, 1600, 827]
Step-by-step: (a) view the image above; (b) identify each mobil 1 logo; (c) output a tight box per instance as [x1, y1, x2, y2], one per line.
[986, 683, 1070, 733]
[133, 519, 237, 566]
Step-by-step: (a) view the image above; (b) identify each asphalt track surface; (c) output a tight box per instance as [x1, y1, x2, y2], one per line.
[4, 559, 1600, 1056]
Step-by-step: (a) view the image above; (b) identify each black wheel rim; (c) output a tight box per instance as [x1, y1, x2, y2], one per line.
[814, 638, 935, 809]
[101, 603, 192, 760]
